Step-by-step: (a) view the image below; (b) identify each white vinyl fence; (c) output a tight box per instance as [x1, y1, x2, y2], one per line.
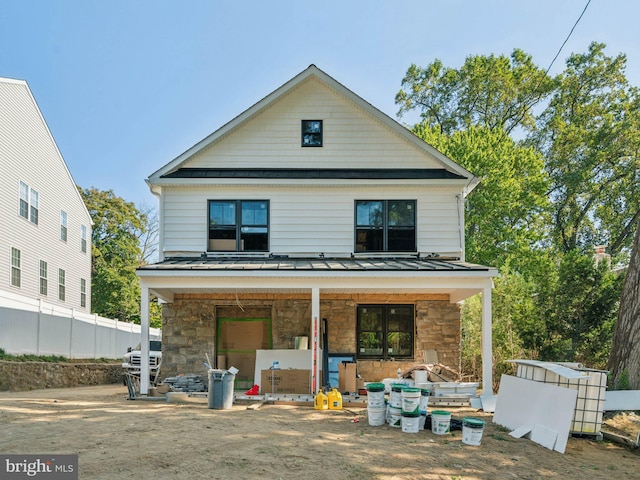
[0, 289, 161, 359]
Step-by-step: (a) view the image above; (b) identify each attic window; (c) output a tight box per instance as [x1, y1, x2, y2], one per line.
[301, 120, 322, 147]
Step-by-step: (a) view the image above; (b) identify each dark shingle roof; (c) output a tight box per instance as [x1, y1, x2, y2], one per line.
[161, 168, 465, 180]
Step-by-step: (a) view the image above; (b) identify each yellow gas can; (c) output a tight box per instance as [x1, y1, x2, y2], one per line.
[314, 390, 328, 410]
[328, 388, 342, 410]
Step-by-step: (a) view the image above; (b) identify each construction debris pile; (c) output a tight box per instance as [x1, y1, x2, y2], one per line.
[162, 374, 207, 392]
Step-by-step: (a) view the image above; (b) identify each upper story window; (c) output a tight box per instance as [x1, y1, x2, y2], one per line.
[10, 247, 21, 287]
[80, 278, 87, 308]
[81, 225, 87, 253]
[19, 181, 39, 224]
[301, 120, 322, 147]
[60, 211, 68, 242]
[208, 200, 269, 252]
[40, 260, 48, 296]
[58, 268, 66, 301]
[355, 200, 416, 252]
[357, 305, 414, 359]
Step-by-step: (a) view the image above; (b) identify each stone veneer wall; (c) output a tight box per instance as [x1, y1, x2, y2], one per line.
[161, 293, 460, 382]
[0, 361, 123, 392]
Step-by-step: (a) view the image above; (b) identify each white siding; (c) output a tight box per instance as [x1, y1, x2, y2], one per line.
[185, 77, 443, 170]
[0, 79, 92, 312]
[161, 185, 462, 258]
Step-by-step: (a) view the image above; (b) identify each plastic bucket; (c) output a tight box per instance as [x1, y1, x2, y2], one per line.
[401, 387, 421, 414]
[367, 406, 387, 427]
[401, 412, 420, 434]
[462, 417, 485, 445]
[431, 410, 451, 435]
[419, 410, 427, 430]
[388, 406, 402, 428]
[366, 383, 386, 408]
[413, 370, 428, 385]
[419, 388, 430, 412]
[390, 384, 404, 408]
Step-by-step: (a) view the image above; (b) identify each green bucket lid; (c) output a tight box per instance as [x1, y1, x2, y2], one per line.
[401, 387, 421, 393]
[420, 388, 430, 395]
[463, 417, 485, 427]
[366, 382, 385, 392]
[430, 410, 451, 416]
[401, 411, 420, 417]
[391, 383, 405, 391]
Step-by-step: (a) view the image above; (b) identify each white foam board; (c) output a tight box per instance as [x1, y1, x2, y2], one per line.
[494, 375, 577, 453]
[480, 393, 497, 412]
[604, 390, 640, 411]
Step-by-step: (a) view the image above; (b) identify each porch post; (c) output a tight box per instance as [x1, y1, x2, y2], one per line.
[140, 284, 150, 395]
[481, 286, 493, 394]
[311, 287, 320, 395]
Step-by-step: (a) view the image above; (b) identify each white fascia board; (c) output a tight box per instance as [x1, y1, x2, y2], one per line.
[136, 272, 496, 290]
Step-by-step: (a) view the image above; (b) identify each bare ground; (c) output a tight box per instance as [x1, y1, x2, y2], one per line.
[0, 385, 638, 480]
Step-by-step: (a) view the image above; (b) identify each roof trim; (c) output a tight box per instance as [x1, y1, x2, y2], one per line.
[147, 65, 478, 189]
[161, 168, 466, 180]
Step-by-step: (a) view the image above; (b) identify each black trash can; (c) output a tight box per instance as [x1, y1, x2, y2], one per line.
[208, 369, 236, 409]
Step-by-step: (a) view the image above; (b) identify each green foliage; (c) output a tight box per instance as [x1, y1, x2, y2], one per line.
[529, 42, 640, 255]
[533, 251, 623, 368]
[400, 42, 636, 378]
[413, 125, 550, 269]
[79, 187, 162, 328]
[396, 49, 554, 135]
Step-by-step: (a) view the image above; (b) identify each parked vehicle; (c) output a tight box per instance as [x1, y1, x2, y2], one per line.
[122, 340, 162, 385]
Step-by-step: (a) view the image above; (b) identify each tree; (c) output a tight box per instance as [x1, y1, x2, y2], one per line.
[608, 219, 640, 389]
[412, 124, 550, 269]
[396, 49, 554, 136]
[79, 187, 160, 325]
[529, 42, 640, 256]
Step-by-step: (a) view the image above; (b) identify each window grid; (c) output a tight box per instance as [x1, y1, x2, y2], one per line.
[355, 200, 416, 253]
[39, 260, 48, 296]
[19, 181, 39, 224]
[60, 211, 68, 242]
[81, 225, 87, 253]
[80, 278, 86, 308]
[11, 247, 21, 287]
[58, 269, 66, 302]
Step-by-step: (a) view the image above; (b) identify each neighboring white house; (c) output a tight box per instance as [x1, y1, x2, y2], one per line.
[0, 77, 92, 312]
[138, 65, 497, 395]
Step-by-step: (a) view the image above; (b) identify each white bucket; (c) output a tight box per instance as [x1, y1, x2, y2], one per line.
[367, 406, 387, 427]
[419, 388, 430, 412]
[388, 406, 402, 428]
[419, 411, 427, 430]
[401, 413, 420, 434]
[431, 410, 451, 435]
[389, 384, 403, 408]
[462, 417, 485, 445]
[366, 383, 386, 409]
[413, 370, 428, 384]
[401, 387, 421, 414]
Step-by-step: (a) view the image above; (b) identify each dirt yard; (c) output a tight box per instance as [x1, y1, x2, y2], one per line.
[0, 385, 638, 479]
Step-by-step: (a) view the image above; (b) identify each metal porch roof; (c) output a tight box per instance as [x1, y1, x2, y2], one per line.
[137, 256, 492, 273]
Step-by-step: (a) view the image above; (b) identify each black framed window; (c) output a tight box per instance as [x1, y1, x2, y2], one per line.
[208, 200, 269, 252]
[301, 120, 322, 147]
[355, 200, 416, 252]
[357, 305, 414, 359]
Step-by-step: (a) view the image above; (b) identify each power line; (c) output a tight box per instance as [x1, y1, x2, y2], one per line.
[545, 0, 593, 75]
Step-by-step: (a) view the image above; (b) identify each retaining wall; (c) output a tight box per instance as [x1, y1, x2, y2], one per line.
[0, 361, 123, 392]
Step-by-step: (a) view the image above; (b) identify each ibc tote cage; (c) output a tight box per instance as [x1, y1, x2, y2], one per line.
[510, 360, 607, 436]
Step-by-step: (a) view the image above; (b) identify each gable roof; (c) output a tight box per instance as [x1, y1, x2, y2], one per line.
[0, 76, 92, 224]
[147, 65, 478, 190]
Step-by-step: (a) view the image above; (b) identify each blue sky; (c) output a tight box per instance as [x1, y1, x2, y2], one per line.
[2, 0, 639, 208]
